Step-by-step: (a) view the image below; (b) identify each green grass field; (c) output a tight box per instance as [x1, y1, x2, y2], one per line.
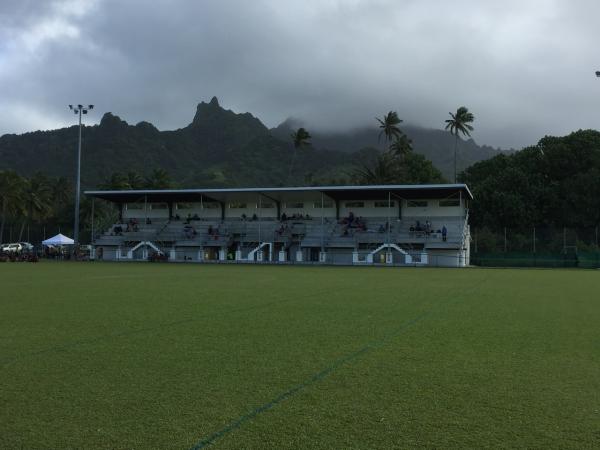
[1, 262, 599, 449]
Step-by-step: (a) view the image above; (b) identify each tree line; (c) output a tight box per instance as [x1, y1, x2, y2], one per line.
[0, 168, 175, 244]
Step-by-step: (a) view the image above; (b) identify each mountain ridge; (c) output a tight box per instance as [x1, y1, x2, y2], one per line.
[0, 98, 508, 186]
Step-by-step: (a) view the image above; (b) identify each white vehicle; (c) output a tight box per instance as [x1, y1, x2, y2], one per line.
[1, 243, 23, 253]
[19, 242, 34, 251]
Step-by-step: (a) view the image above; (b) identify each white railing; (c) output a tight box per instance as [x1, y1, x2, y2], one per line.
[460, 209, 470, 250]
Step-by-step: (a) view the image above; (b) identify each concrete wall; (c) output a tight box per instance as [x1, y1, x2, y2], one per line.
[402, 198, 465, 218]
[338, 199, 399, 219]
[176, 203, 221, 219]
[428, 249, 462, 267]
[124, 203, 170, 219]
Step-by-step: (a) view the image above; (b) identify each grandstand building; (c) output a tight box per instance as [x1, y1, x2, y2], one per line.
[85, 184, 472, 267]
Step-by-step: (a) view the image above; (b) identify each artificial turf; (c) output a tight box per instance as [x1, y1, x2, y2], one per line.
[0, 262, 598, 449]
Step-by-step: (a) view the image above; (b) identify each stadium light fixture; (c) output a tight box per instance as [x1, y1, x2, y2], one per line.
[68, 104, 94, 248]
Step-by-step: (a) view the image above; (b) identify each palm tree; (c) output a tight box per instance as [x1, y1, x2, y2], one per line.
[288, 127, 312, 182]
[351, 152, 399, 185]
[145, 168, 173, 189]
[126, 171, 144, 190]
[445, 106, 475, 182]
[389, 134, 413, 160]
[51, 176, 72, 216]
[18, 173, 52, 241]
[0, 170, 25, 243]
[101, 173, 130, 190]
[376, 111, 403, 145]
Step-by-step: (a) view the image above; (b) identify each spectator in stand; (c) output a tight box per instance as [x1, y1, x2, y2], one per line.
[281, 213, 287, 221]
[252, 213, 258, 221]
[442, 225, 447, 242]
[146, 217, 152, 225]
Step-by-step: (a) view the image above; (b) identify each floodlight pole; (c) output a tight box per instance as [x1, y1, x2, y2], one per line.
[69, 104, 93, 247]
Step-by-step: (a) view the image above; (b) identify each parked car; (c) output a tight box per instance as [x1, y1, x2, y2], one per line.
[19, 242, 34, 252]
[1, 243, 23, 253]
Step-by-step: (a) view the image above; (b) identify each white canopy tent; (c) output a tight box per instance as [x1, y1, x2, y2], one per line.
[42, 233, 75, 246]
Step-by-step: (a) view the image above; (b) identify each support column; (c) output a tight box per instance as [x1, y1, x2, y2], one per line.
[90, 198, 95, 244]
[319, 251, 327, 263]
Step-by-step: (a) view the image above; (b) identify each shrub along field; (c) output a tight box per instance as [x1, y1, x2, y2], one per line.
[0, 262, 598, 449]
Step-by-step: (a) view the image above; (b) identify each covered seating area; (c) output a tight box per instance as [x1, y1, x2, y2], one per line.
[85, 184, 472, 267]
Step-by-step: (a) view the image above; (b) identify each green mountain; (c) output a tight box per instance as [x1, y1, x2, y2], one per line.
[0, 97, 504, 187]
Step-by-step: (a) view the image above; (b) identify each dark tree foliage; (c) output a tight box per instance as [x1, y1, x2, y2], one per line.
[460, 129, 600, 229]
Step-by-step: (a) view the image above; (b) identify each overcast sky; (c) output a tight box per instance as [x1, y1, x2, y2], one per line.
[1, 0, 599, 149]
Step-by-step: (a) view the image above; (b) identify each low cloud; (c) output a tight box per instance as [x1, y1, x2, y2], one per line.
[1, 0, 600, 149]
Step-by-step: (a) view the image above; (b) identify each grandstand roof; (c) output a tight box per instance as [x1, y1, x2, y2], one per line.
[84, 184, 473, 203]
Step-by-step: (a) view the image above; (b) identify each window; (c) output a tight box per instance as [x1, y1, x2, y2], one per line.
[345, 201, 364, 208]
[313, 201, 333, 208]
[203, 202, 220, 209]
[439, 199, 460, 207]
[176, 203, 192, 210]
[258, 202, 274, 209]
[151, 203, 168, 210]
[407, 200, 428, 208]
[374, 201, 395, 208]
[286, 202, 304, 208]
[228, 202, 247, 209]
[126, 203, 143, 210]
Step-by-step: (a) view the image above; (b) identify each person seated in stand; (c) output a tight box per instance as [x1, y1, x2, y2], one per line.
[348, 211, 355, 226]
[415, 220, 422, 232]
[192, 213, 200, 220]
[241, 213, 247, 221]
[281, 212, 287, 221]
[146, 217, 152, 225]
[442, 225, 447, 242]
[183, 224, 193, 239]
[252, 213, 258, 221]
[425, 220, 431, 235]
[174, 214, 181, 221]
[208, 225, 213, 235]
[305, 213, 311, 220]
[185, 213, 192, 224]
[378, 224, 385, 233]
